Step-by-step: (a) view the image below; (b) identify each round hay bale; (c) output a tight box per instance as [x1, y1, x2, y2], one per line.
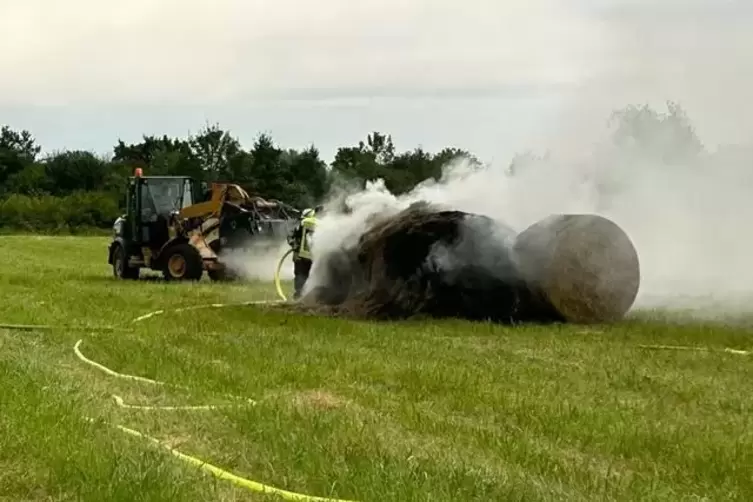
[347, 203, 466, 319]
[304, 202, 527, 322]
[512, 214, 641, 324]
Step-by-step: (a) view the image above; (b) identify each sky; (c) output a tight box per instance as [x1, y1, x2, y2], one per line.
[1, 0, 751, 163]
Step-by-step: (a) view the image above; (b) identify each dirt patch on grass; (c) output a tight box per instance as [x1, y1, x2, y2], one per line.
[290, 389, 351, 411]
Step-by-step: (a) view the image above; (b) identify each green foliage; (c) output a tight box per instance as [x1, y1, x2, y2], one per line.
[331, 131, 479, 195]
[0, 102, 709, 232]
[188, 123, 243, 178]
[5, 162, 48, 196]
[43, 150, 112, 195]
[0, 191, 121, 233]
[114, 134, 202, 178]
[110, 129, 329, 209]
[0, 125, 41, 195]
[287, 145, 330, 205]
[0, 125, 40, 160]
[0, 124, 335, 232]
[609, 100, 704, 163]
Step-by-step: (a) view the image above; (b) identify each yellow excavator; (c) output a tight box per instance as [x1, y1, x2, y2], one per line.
[107, 168, 298, 281]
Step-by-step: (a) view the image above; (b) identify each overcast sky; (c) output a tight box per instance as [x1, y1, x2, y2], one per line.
[1, 0, 751, 163]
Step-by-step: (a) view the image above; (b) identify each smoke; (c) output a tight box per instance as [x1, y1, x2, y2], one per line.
[219, 237, 294, 281]
[307, 1, 753, 320]
[428, 213, 518, 287]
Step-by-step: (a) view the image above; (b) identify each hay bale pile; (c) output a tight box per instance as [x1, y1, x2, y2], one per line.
[302, 202, 640, 324]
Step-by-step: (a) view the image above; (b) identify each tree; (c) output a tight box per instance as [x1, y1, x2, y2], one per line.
[5, 163, 48, 196]
[188, 123, 243, 179]
[0, 125, 40, 193]
[387, 147, 435, 194]
[608, 101, 704, 163]
[364, 131, 395, 164]
[113, 134, 203, 180]
[113, 135, 170, 167]
[331, 133, 479, 195]
[433, 147, 481, 169]
[224, 151, 256, 185]
[43, 150, 111, 195]
[246, 133, 288, 198]
[331, 131, 395, 184]
[0, 125, 40, 160]
[286, 145, 329, 206]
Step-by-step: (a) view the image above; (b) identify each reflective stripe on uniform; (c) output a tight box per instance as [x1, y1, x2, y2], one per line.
[297, 216, 317, 260]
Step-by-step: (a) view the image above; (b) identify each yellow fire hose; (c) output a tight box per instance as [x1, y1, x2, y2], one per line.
[71, 305, 355, 502]
[275, 248, 294, 301]
[2, 298, 352, 501]
[109, 421, 356, 502]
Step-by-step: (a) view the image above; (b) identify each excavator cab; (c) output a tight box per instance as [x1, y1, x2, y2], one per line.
[108, 170, 211, 281]
[125, 174, 201, 246]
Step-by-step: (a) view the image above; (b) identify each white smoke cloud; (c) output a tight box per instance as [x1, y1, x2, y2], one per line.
[219, 239, 294, 282]
[307, 0, 753, 318]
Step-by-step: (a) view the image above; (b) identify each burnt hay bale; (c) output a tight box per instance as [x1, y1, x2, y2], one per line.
[301, 203, 640, 324]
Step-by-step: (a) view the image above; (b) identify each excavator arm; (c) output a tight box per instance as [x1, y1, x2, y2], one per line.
[178, 183, 252, 220]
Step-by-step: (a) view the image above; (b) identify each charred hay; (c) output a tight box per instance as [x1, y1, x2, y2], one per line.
[300, 202, 640, 324]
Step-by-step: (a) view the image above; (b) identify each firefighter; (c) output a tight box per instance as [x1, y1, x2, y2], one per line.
[287, 206, 320, 299]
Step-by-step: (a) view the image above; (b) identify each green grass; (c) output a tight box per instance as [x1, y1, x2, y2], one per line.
[1, 235, 752, 501]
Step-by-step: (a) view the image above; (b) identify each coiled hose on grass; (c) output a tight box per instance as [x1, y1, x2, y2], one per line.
[1, 298, 360, 502]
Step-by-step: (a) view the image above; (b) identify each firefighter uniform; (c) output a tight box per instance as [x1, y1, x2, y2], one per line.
[289, 208, 318, 299]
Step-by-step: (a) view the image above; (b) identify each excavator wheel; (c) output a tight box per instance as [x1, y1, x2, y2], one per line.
[112, 243, 139, 280]
[162, 243, 204, 281]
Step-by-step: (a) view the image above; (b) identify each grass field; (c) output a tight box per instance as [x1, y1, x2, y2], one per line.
[1, 235, 752, 501]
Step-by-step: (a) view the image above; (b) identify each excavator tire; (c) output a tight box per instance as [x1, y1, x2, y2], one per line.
[162, 243, 204, 281]
[112, 243, 139, 280]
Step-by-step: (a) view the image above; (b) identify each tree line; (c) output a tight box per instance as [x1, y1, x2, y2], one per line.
[0, 101, 710, 232]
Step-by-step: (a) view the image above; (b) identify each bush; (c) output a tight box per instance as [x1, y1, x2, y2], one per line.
[0, 191, 122, 233]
